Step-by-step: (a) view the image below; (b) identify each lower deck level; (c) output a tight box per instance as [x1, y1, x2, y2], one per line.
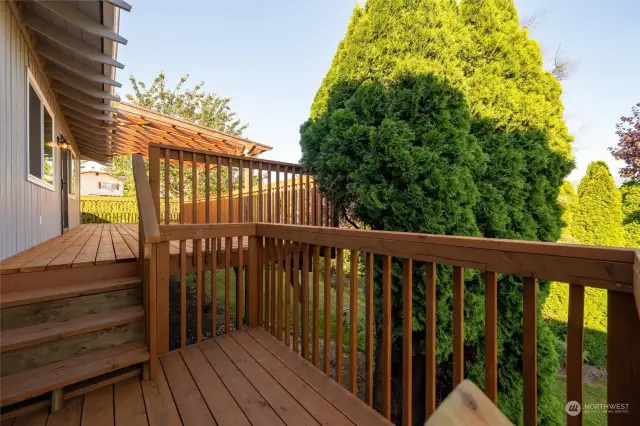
[2, 328, 390, 426]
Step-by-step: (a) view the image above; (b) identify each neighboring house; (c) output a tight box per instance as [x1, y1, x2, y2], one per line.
[80, 171, 124, 196]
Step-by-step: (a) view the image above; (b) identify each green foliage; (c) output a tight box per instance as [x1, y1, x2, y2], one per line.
[81, 196, 179, 221]
[570, 161, 625, 247]
[558, 181, 580, 244]
[621, 182, 640, 248]
[301, 1, 573, 423]
[126, 72, 248, 135]
[105, 156, 137, 196]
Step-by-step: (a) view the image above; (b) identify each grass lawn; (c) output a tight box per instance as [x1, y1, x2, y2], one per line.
[552, 376, 606, 426]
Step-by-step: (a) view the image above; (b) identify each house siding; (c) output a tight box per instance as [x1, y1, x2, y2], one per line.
[0, 2, 80, 261]
[81, 172, 125, 197]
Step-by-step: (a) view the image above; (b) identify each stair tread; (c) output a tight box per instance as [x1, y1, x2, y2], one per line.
[0, 306, 145, 353]
[0, 277, 141, 308]
[0, 341, 148, 407]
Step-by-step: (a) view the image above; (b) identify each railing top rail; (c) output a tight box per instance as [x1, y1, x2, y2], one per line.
[149, 143, 305, 170]
[132, 154, 160, 240]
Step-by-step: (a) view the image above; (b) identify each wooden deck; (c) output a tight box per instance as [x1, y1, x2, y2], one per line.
[2, 328, 391, 426]
[0, 224, 247, 274]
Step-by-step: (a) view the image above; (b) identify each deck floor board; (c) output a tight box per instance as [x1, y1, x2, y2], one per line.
[4, 329, 391, 426]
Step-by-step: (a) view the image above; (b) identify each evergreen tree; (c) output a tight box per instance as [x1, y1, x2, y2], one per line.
[621, 182, 640, 248]
[571, 161, 625, 247]
[558, 181, 579, 244]
[301, 1, 572, 424]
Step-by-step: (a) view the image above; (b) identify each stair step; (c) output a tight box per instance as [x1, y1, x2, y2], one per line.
[0, 341, 149, 407]
[0, 277, 141, 308]
[0, 306, 144, 353]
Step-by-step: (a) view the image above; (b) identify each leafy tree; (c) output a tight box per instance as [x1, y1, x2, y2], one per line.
[126, 72, 248, 135]
[557, 181, 579, 244]
[621, 182, 640, 248]
[570, 161, 624, 247]
[301, 1, 572, 424]
[609, 103, 640, 183]
[108, 72, 250, 199]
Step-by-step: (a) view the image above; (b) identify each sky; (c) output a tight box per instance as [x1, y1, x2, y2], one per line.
[112, 0, 640, 186]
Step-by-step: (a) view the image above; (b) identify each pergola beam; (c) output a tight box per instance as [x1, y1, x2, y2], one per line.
[52, 82, 118, 113]
[36, 0, 127, 45]
[37, 44, 121, 87]
[22, 11, 124, 68]
[59, 98, 117, 122]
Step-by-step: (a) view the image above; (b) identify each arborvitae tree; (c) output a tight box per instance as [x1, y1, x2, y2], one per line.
[558, 181, 579, 244]
[301, 1, 572, 424]
[571, 161, 625, 247]
[621, 182, 640, 248]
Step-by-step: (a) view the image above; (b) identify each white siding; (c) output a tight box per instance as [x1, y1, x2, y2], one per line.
[81, 172, 124, 197]
[0, 3, 80, 260]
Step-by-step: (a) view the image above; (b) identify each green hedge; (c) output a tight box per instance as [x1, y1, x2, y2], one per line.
[81, 196, 179, 223]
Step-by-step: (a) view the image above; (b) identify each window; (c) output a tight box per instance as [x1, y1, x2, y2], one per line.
[27, 74, 55, 189]
[65, 150, 76, 197]
[99, 182, 120, 191]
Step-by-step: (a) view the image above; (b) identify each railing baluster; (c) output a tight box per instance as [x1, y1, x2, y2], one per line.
[238, 159, 244, 224]
[567, 284, 584, 426]
[149, 146, 161, 223]
[257, 235, 263, 328]
[180, 239, 187, 348]
[216, 156, 222, 226]
[382, 255, 392, 419]
[276, 165, 280, 224]
[305, 173, 310, 225]
[285, 241, 291, 346]
[425, 262, 436, 417]
[323, 246, 331, 375]
[211, 238, 217, 338]
[237, 236, 244, 331]
[205, 155, 211, 258]
[349, 250, 358, 394]
[277, 239, 284, 341]
[225, 236, 231, 334]
[228, 157, 234, 224]
[284, 166, 289, 224]
[403, 259, 413, 426]
[523, 276, 537, 426]
[365, 252, 374, 406]
[293, 242, 300, 353]
[485, 271, 498, 404]
[179, 152, 184, 224]
[264, 237, 271, 333]
[249, 161, 254, 222]
[156, 241, 170, 356]
[336, 248, 344, 385]
[312, 245, 320, 367]
[453, 266, 465, 386]
[164, 149, 170, 224]
[292, 169, 297, 225]
[302, 243, 310, 360]
[258, 162, 263, 222]
[271, 238, 277, 337]
[196, 238, 203, 342]
[268, 164, 272, 223]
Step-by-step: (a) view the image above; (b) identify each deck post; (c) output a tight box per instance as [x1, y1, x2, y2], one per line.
[247, 235, 259, 327]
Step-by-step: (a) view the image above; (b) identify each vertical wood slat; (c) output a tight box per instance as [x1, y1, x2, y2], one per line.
[292, 169, 297, 225]
[238, 159, 244, 223]
[225, 236, 231, 334]
[323, 246, 331, 375]
[228, 157, 233, 224]
[258, 162, 263, 222]
[402, 259, 413, 426]
[293, 242, 300, 353]
[205, 156, 211, 257]
[452, 266, 465, 386]
[247, 235, 258, 327]
[302, 243, 310, 360]
[195, 239, 203, 342]
[425, 262, 436, 418]
[249, 161, 254, 222]
[608, 290, 640, 426]
[271, 238, 277, 337]
[180, 239, 187, 348]
[192, 154, 198, 267]
[216, 156, 222, 225]
[149, 146, 160, 223]
[365, 252, 374, 406]
[312, 178, 318, 226]
[267, 164, 272, 223]
[179, 152, 185, 224]
[305, 173, 310, 226]
[277, 240, 284, 341]
[312, 245, 320, 367]
[567, 284, 585, 426]
[146, 242, 158, 377]
[265, 237, 271, 332]
[276, 165, 280, 224]
[485, 271, 498, 404]
[156, 241, 170, 356]
[164, 149, 170, 224]
[284, 166, 289, 224]
[257, 235, 263, 327]
[349, 250, 358, 394]
[236, 237, 244, 331]
[211, 238, 217, 339]
[381, 255, 392, 420]
[523, 277, 537, 426]
[335, 248, 344, 385]
[284, 240, 291, 347]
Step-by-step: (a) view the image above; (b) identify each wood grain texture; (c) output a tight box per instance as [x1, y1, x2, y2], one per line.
[567, 284, 584, 426]
[452, 266, 464, 386]
[335, 248, 344, 385]
[382, 255, 392, 420]
[425, 262, 437, 418]
[523, 277, 537, 426]
[402, 259, 412, 426]
[484, 271, 498, 404]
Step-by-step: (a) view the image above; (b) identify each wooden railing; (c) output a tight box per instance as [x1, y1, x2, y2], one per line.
[135, 153, 640, 425]
[147, 143, 336, 227]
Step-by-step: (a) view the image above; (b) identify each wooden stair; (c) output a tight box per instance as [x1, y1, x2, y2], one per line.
[0, 341, 149, 407]
[0, 272, 147, 415]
